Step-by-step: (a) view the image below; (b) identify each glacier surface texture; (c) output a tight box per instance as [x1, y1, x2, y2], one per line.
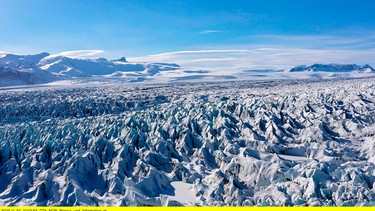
[1, 78, 375, 205]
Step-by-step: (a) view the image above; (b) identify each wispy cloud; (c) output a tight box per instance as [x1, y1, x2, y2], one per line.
[44, 50, 105, 59]
[129, 50, 254, 66]
[128, 47, 375, 73]
[58, 50, 105, 58]
[247, 34, 375, 50]
[127, 34, 375, 73]
[199, 30, 221, 35]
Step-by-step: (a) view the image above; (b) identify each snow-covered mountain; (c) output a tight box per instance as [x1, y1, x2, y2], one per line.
[0, 52, 181, 86]
[38, 54, 180, 77]
[0, 52, 60, 86]
[289, 63, 375, 73]
[1, 78, 375, 205]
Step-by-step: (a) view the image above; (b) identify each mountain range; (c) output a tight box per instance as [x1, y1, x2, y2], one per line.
[289, 64, 375, 73]
[0, 52, 374, 87]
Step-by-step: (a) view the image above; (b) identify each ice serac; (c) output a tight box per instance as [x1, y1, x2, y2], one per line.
[289, 63, 375, 73]
[1, 76, 375, 205]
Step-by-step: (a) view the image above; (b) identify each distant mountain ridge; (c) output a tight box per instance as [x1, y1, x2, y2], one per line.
[0, 52, 181, 86]
[289, 63, 375, 73]
[0, 52, 60, 86]
[1, 52, 375, 87]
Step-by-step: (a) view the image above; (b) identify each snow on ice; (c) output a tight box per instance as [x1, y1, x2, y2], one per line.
[1, 77, 375, 205]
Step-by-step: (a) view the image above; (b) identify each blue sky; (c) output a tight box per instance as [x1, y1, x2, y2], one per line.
[1, 0, 375, 70]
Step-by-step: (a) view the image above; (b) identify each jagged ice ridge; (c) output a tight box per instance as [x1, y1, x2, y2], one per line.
[1, 78, 375, 205]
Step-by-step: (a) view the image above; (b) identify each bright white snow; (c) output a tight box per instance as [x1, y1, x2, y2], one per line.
[169, 182, 197, 205]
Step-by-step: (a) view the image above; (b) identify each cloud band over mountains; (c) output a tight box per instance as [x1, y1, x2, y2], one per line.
[128, 48, 375, 73]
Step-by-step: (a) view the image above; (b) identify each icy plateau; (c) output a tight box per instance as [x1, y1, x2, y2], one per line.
[1, 77, 375, 206]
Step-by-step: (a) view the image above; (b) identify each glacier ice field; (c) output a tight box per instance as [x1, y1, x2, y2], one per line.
[0, 77, 375, 205]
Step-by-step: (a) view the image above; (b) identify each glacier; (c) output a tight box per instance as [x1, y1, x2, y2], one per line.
[1, 77, 375, 205]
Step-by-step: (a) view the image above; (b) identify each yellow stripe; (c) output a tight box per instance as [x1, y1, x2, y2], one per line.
[0, 207, 373, 211]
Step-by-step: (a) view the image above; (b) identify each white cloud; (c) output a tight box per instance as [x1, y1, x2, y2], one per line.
[44, 50, 105, 60]
[128, 48, 375, 74]
[129, 50, 253, 62]
[199, 30, 221, 34]
[128, 34, 375, 73]
[248, 34, 375, 50]
[58, 50, 105, 58]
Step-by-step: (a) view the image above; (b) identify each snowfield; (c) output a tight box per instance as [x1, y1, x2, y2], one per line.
[1, 77, 375, 206]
